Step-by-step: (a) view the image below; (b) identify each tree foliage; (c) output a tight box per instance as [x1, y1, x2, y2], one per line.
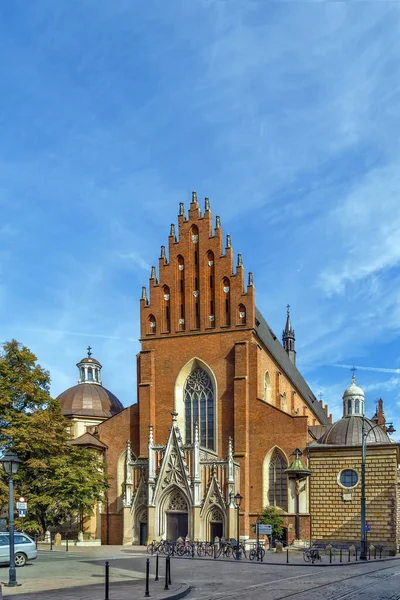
[0, 340, 109, 532]
[256, 505, 284, 540]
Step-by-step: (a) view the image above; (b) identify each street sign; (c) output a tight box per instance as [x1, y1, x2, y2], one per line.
[16, 502, 27, 509]
[365, 524, 371, 531]
[257, 524, 272, 535]
[18, 509, 26, 518]
[18, 497, 25, 503]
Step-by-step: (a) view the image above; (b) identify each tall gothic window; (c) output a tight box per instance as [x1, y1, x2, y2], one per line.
[184, 368, 214, 450]
[268, 450, 288, 510]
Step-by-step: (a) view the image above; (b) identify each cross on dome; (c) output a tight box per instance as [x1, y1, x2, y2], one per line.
[87, 346, 92, 357]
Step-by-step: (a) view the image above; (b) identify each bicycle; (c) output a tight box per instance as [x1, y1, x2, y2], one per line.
[232, 542, 248, 560]
[249, 545, 265, 561]
[303, 548, 322, 563]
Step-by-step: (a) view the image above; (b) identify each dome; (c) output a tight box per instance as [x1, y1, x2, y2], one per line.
[57, 383, 124, 418]
[318, 415, 390, 446]
[343, 375, 365, 400]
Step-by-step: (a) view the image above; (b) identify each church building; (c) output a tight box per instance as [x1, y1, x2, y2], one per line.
[95, 193, 333, 545]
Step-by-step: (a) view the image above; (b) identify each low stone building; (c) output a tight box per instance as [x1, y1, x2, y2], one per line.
[309, 376, 399, 554]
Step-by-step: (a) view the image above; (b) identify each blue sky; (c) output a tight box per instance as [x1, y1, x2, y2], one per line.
[1, 1, 400, 435]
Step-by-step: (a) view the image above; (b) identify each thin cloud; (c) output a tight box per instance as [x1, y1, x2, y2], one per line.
[119, 252, 151, 272]
[332, 364, 400, 375]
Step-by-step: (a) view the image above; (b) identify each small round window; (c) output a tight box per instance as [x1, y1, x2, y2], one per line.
[339, 469, 358, 488]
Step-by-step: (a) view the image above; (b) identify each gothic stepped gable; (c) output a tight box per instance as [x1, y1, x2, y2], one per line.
[140, 192, 254, 337]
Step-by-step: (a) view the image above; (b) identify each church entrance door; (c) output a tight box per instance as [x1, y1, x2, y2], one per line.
[140, 522, 148, 545]
[210, 522, 223, 542]
[166, 513, 188, 540]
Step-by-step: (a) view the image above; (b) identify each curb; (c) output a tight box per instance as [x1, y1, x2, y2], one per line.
[164, 584, 192, 600]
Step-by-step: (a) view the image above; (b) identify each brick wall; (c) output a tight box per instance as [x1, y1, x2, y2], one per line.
[310, 445, 398, 552]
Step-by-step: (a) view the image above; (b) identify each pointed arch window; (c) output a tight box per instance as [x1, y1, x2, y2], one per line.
[264, 371, 272, 403]
[184, 368, 214, 450]
[148, 314, 156, 335]
[268, 450, 288, 510]
[237, 303, 246, 325]
[281, 392, 287, 412]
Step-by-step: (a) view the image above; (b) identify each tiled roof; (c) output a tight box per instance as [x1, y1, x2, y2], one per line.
[255, 307, 329, 425]
[69, 431, 108, 449]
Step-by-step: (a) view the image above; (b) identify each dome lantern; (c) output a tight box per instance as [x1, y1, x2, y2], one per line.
[77, 346, 102, 385]
[342, 374, 365, 417]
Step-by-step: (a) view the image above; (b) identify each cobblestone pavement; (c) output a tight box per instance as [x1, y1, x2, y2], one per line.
[1, 547, 400, 600]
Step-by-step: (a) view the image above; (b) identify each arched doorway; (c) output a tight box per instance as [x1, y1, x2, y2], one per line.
[139, 509, 148, 546]
[209, 508, 224, 542]
[166, 490, 188, 540]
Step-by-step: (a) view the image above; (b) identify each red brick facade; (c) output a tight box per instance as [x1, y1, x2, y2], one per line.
[99, 194, 331, 545]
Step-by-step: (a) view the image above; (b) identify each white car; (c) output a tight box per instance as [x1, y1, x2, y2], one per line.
[0, 532, 38, 566]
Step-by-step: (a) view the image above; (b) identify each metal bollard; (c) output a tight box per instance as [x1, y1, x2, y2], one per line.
[214, 544, 216, 560]
[368, 547, 371, 560]
[168, 555, 171, 585]
[35, 534, 38, 550]
[50, 534, 53, 552]
[192, 544, 194, 558]
[348, 549, 350, 562]
[105, 561, 109, 600]
[66, 534, 69, 552]
[374, 547, 376, 560]
[155, 552, 159, 581]
[330, 549, 332, 564]
[145, 558, 150, 597]
[286, 548, 289, 564]
[380, 547, 382, 559]
[340, 549, 342, 563]
[164, 557, 169, 591]
[355, 546, 358, 561]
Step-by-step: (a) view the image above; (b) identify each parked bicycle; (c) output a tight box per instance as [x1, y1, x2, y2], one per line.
[249, 545, 265, 561]
[303, 547, 322, 563]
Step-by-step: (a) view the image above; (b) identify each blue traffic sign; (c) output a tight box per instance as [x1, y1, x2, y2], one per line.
[365, 524, 371, 531]
[18, 509, 26, 518]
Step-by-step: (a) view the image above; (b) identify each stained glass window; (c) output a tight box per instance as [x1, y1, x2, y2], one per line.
[184, 368, 214, 450]
[268, 451, 288, 510]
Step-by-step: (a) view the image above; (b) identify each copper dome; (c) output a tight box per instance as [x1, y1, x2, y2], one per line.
[57, 383, 124, 418]
[318, 416, 390, 446]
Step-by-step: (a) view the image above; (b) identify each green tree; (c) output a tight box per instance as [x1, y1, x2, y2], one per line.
[255, 506, 284, 540]
[0, 340, 109, 532]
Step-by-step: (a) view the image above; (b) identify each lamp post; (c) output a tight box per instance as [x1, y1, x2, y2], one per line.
[233, 493, 242, 560]
[0, 451, 22, 587]
[359, 419, 395, 561]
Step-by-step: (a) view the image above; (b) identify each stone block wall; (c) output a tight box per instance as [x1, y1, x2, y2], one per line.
[309, 445, 398, 553]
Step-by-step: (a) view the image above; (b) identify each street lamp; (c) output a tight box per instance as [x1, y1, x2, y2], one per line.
[233, 492, 243, 560]
[359, 419, 395, 560]
[0, 451, 22, 587]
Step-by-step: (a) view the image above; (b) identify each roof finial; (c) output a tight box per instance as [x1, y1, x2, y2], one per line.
[141, 286, 147, 301]
[192, 191, 198, 204]
[248, 272, 254, 286]
[215, 216, 221, 229]
[226, 234, 231, 248]
[237, 253, 243, 268]
[171, 410, 178, 424]
[160, 245, 166, 260]
[169, 223, 176, 240]
[205, 197, 210, 212]
[287, 304, 290, 316]
[351, 365, 357, 383]
[179, 202, 185, 216]
[150, 266, 156, 280]
[87, 346, 92, 358]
